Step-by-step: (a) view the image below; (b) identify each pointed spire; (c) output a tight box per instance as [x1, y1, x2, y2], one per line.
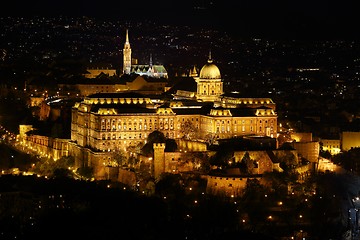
[208, 50, 213, 63]
[193, 65, 197, 74]
[123, 29, 131, 75]
[149, 53, 153, 67]
[189, 65, 198, 77]
[125, 29, 129, 43]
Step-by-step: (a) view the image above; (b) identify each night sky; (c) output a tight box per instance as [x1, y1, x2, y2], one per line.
[2, 0, 359, 39]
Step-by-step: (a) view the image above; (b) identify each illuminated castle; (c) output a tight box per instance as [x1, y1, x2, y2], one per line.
[71, 49, 277, 149]
[66, 33, 279, 180]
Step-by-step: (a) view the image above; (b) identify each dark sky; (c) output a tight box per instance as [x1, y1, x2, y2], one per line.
[2, 0, 359, 39]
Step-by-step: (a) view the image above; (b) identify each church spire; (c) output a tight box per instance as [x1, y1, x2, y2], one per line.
[125, 29, 129, 43]
[123, 29, 132, 74]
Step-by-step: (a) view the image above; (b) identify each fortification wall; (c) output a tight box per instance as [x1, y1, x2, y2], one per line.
[21, 134, 69, 161]
[272, 149, 299, 165]
[233, 151, 273, 174]
[176, 139, 207, 152]
[206, 175, 261, 198]
[118, 169, 137, 188]
[69, 142, 116, 180]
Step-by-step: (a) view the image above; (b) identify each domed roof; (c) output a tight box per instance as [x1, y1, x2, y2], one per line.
[199, 54, 221, 79]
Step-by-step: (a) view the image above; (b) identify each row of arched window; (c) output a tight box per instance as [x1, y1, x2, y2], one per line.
[101, 133, 146, 140]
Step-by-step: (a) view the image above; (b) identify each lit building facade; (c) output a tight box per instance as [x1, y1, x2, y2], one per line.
[70, 92, 278, 151]
[320, 139, 341, 155]
[341, 131, 360, 151]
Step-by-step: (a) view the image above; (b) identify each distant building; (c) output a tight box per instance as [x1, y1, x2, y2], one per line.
[290, 132, 313, 142]
[320, 138, 341, 155]
[84, 67, 117, 79]
[83, 29, 168, 79]
[123, 30, 168, 79]
[28, 96, 44, 107]
[291, 141, 320, 163]
[341, 131, 360, 151]
[68, 74, 168, 96]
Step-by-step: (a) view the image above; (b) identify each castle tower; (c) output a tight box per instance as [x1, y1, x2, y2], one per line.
[153, 143, 166, 179]
[123, 29, 132, 74]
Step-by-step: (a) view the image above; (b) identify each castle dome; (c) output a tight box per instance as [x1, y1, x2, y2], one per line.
[199, 54, 221, 79]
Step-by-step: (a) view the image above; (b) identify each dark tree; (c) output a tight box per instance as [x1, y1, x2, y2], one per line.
[238, 152, 256, 174]
[141, 130, 178, 156]
[155, 173, 185, 199]
[180, 119, 198, 140]
[76, 166, 94, 179]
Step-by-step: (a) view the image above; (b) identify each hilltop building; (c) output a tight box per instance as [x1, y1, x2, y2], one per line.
[68, 50, 279, 181]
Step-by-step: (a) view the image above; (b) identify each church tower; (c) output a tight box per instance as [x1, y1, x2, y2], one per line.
[195, 51, 223, 102]
[123, 29, 131, 74]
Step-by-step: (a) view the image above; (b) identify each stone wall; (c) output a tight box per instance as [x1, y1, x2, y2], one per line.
[233, 151, 273, 174]
[272, 149, 299, 165]
[69, 142, 113, 180]
[176, 139, 207, 152]
[206, 175, 261, 198]
[20, 133, 70, 161]
[118, 169, 137, 188]
[291, 141, 320, 163]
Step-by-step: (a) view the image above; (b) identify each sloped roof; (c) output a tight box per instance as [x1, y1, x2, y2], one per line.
[230, 108, 257, 117]
[131, 64, 167, 73]
[90, 104, 155, 114]
[87, 92, 146, 99]
[166, 77, 197, 94]
[171, 104, 212, 115]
